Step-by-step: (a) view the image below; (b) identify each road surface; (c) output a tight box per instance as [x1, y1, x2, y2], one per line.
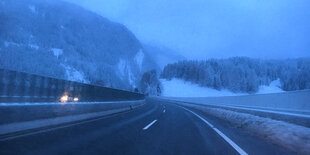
[0, 98, 294, 155]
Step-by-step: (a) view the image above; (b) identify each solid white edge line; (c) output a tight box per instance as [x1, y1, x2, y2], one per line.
[181, 106, 248, 155]
[143, 120, 157, 130]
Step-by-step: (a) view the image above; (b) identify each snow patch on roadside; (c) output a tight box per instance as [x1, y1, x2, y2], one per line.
[257, 79, 284, 94]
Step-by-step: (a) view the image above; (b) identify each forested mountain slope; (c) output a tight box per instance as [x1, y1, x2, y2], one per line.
[0, 0, 157, 90]
[161, 57, 310, 93]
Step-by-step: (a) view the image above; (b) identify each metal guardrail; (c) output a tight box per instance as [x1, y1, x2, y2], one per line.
[0, 69, 144, 102]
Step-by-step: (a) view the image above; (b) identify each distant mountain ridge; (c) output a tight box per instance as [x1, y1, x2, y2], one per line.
[0, 0, 157, 90]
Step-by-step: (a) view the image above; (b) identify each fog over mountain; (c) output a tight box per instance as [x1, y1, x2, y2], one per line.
[142, 44, 185, 70]
[0, 0, 157, 90]
[66, 0, 310, 59]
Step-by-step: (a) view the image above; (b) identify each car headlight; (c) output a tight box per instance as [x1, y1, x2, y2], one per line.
[60, 95, 68, 102]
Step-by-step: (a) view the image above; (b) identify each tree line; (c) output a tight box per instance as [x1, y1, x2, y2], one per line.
[160, 57, 310, 93]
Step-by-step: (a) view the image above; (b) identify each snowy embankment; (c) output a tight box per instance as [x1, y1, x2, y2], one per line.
[159, 78, 309, 154]
[178, 102, 310, 154]
[161, 88, 310, 154]
[160, 78, 284, 97]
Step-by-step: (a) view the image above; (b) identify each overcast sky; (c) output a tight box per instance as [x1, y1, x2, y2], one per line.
[67, 0, 310, 59]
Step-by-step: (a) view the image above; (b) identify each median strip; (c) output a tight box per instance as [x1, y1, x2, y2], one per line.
[0, 107, 129, 136]
[0, 101, 146, 140]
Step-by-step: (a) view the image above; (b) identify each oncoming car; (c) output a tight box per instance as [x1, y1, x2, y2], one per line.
[59, 95, 79, 102]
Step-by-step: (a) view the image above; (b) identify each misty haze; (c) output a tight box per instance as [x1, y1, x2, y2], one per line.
[0, 0, 309, 155]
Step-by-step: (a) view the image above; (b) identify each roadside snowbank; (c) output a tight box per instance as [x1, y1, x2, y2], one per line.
[182, 103, 310, 154]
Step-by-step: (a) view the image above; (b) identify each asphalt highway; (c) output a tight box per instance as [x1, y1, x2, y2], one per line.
[0, 98, 294, 155]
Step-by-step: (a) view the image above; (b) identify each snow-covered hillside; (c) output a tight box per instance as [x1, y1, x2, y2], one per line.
[160, 78, 284, 97]
[0, 0, 158, 90]
[161, 58, 310, 93]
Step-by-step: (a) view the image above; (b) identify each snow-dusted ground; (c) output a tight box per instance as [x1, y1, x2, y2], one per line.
[257, 79, 284, 94]
[160, 79, 244, 97]
[160, 78, 284, 97]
